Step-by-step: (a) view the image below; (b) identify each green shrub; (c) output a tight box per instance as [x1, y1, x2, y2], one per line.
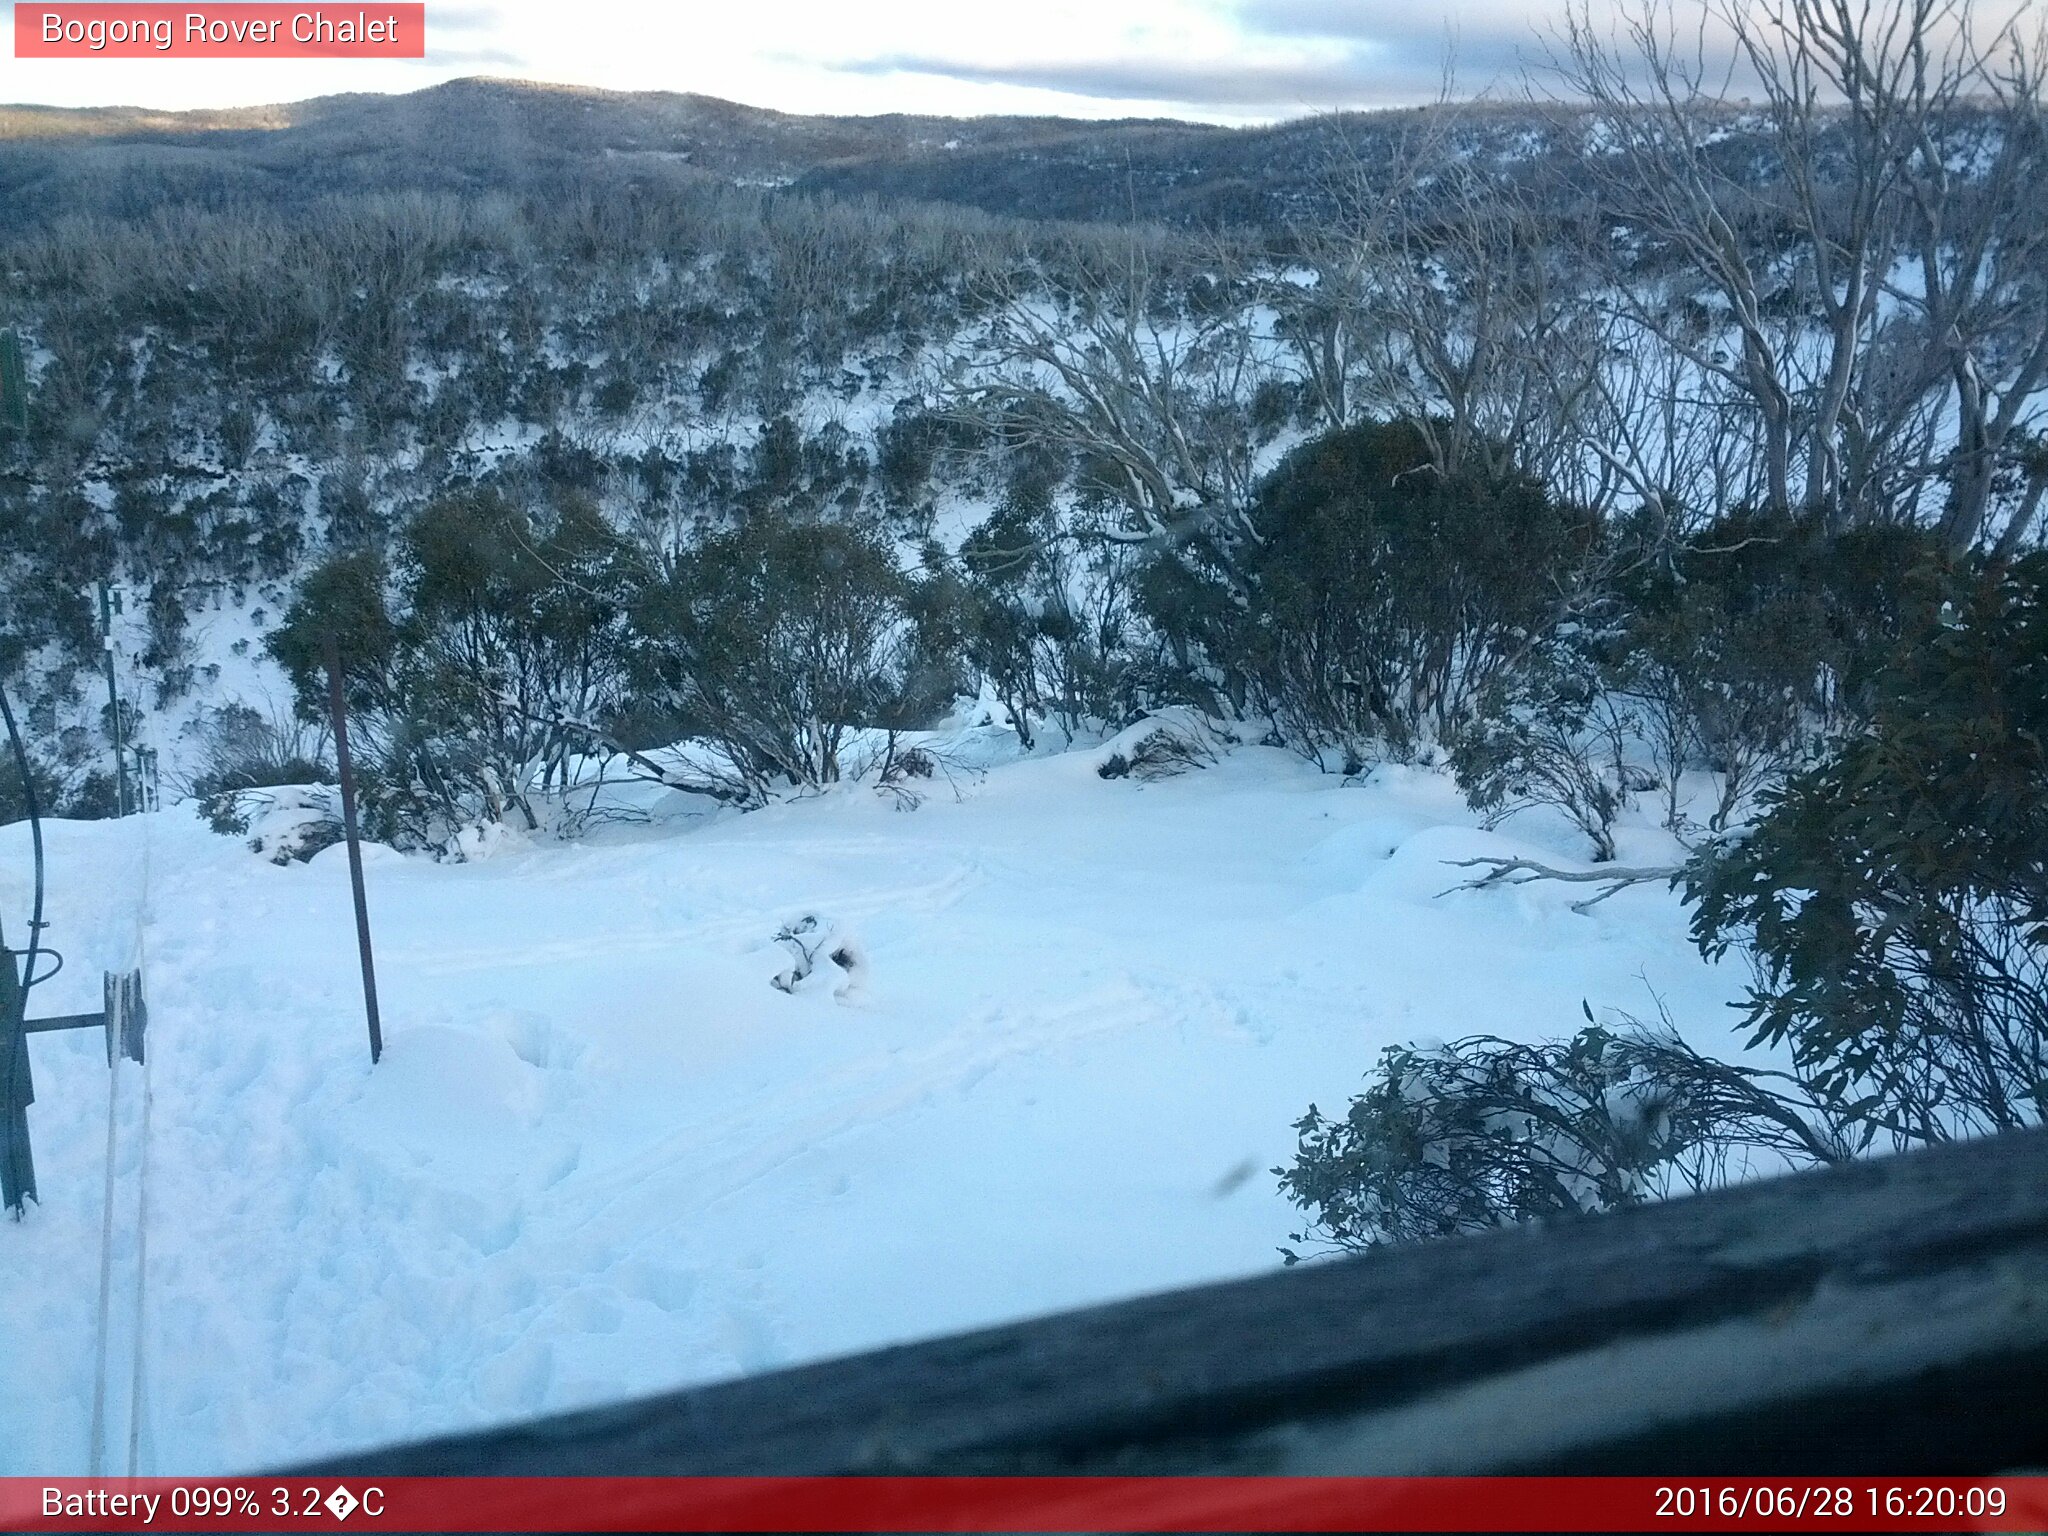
[1168, 419, 1598, 762]
[1689, 552, 2048, 1144]
[628, 512, 918, 802]
[270, 489, 628, 853]
[1278, 1019, 1847, 1257]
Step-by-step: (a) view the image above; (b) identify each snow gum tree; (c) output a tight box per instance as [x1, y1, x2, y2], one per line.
[626, 513, 923, 804]
[1287, 549, 2048, 1254]
[1688, 551, 2048, 1144]
[1191, 419, 1598, 762]
[957, 231, 1288, 597]
[269, 488, 630, 852]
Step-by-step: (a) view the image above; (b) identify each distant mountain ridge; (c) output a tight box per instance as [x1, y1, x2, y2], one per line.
[0, 75, 1494, 231]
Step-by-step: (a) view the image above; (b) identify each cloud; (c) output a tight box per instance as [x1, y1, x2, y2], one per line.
[421, 45, 531, 68]
[1234, 0, 1542, 85]
[416, 6, 527, 70]
[427, 5, 507, 36]
[835, 48, 1432, 110]
[1239, 0, 1401, 38]
[821, 0, 1566, 115]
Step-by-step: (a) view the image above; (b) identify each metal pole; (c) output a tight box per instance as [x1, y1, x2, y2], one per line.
[0, 942, 33, 1217]
[0, 675, 48, 1217]
[99, 582, 128, 818]
[2, 330, 40, 1213]
[324, 635, 383, 1065]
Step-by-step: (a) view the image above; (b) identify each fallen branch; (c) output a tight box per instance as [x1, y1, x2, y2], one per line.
[1436, 856, 1683, 914]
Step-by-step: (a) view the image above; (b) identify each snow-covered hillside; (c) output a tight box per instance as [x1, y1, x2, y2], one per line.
[0, 714, 1735, 1474]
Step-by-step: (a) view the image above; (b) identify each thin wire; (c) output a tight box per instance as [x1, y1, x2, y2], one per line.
[81, 644, 137, 1470]
[123, 728, 158, 1478]
[125, 1052, 153, 1476]
[86, 1050, 121, 1475]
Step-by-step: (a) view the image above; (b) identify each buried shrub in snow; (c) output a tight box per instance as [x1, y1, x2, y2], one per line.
[769, 914, 865, 1000]
[1094, 708, 1229, 782]
[1277, 1019, 1849, 1257]
[1450, 635, 1631, 862]
[232, 784, 346, 865]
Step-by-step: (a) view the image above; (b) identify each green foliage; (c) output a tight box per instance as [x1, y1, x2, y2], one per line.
[892, 546, 975, 733]
[1688, 552, 2048, 1143]
[268, 548, 397, 716]
[1449, 515, 1951, 856]
[1, 180, 1022, 733]
[0, 744, 59, 829]
[1297, 544, 2046, 1259]
[1, 329, 28, 434]
[876, 406, 970, 517]
[184, 702, 328, 799]
[1611, 515, 1943, 832]
[742, 416, 870, 521]
[955, 463, 1140, 747]
[219, 406, 257, 467]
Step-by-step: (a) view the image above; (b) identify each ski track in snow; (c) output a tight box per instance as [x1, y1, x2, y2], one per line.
[0, 743, 1740, 1473]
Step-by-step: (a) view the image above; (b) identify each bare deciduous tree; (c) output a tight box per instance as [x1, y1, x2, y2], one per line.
[954, 231, 1286, 591]
[1554, 0, 2048, 550]
[1284, 100, 1611, 499]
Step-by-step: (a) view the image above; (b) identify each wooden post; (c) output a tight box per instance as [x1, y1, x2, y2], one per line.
[324, 635, 383, 1066]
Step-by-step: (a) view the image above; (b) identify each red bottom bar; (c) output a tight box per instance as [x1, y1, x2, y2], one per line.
[4, 1476, 2046, 1532]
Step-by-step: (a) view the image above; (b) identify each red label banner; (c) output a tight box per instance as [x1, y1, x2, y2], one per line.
[2, 1476, 2046, 1532]
[14, 5, 425, 57]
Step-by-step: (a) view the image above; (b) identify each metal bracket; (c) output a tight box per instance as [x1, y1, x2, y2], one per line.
[1, 953, 146, 1216]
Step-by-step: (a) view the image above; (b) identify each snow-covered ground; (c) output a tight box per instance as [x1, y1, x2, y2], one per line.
[0, 720, 1736, 1474]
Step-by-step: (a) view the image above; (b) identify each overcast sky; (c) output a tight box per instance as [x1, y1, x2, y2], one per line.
[1, 0, 1562, 120]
